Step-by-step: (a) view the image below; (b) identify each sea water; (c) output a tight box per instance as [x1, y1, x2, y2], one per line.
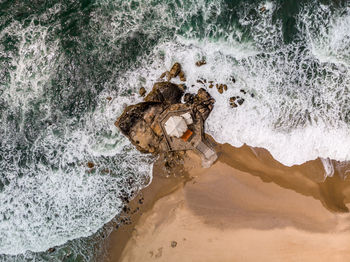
[1, 0, 350, 261]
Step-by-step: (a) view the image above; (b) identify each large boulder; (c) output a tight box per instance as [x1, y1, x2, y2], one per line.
[144, 82, 184, 104]
[115, 102, 165, 154]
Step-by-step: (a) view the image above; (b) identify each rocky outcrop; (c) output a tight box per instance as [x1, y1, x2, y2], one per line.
[144, 82, 184, 104]
[115, 63, 216, 156]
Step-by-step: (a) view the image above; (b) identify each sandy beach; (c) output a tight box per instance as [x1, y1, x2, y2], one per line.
[104, 143, 350, 262]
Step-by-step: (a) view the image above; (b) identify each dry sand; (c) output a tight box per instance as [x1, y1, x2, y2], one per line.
[104, 143, 350, 262]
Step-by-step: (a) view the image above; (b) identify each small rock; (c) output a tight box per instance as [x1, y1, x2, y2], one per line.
[230, 76, 236, 83]
[209, 83, 213, 88]
[106, 97, 112, 101]
[260, 6, 266, 12]
[170, 63, 181, 78]
[223, 84, 228, 91]
[237, 98, 245, 105]
[197, 79, 205, 85]
[217, 84, 224, 94]
[87, 162, 94, 169]
[139, 87, 146, 96]
[195, 60, 206, 67]
[48, 248, 56, 253]
[171, 241, 177, 248]
[179, 71, 186, 81]
[240, 89, 247, 94]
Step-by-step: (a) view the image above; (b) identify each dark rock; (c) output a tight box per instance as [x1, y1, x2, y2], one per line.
[171, 241, 177, 248]
[48, 248, 56, 253]
[139, 87, 146, 96]
[184, 93, 195, 104]
[195, 60, 206, 67]
[145, 82, 184, 104]
[237, 97, 245, 105]
[106, 97, 112, 101]
[230, 76, 236, 83]
[240, 89, 247, 94]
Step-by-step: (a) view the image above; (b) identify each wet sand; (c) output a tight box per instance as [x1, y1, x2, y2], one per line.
[104, 143, 350, 262]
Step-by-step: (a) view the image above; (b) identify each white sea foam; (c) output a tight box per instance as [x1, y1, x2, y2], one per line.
[120, 1, 350, 168]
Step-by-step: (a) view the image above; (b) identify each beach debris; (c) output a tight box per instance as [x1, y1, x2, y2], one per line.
[171, 241, 177, 248]
[87, 162, 95, 169]
[106, 96, 112, 101]
[195, 60, 207, 67]
[139, 87, 146, 96]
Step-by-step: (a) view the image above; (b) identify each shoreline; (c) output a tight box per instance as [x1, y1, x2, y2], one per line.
[103, 142, 350, 261]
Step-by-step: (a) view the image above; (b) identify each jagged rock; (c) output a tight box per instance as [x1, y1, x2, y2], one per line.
[184, 93, 195, 104]
[144, 82, 184, 104]
[170, 63, 181, 78]
[196, 88, 212, 102]
[106, 97, 112, 101]
[195, 60, 206, 67]
[139, 87, 146, 96]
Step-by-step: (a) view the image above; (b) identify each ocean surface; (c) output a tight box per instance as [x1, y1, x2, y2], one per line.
[1, 0, 350, 260]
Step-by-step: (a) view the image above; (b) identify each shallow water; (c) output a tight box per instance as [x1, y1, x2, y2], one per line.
[1, 0, 350, 261]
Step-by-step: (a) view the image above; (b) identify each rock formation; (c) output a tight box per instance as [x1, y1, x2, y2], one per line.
[115, 64, 216, 161]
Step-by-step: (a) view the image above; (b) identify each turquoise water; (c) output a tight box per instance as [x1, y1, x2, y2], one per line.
[1, 0, 350, 260]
